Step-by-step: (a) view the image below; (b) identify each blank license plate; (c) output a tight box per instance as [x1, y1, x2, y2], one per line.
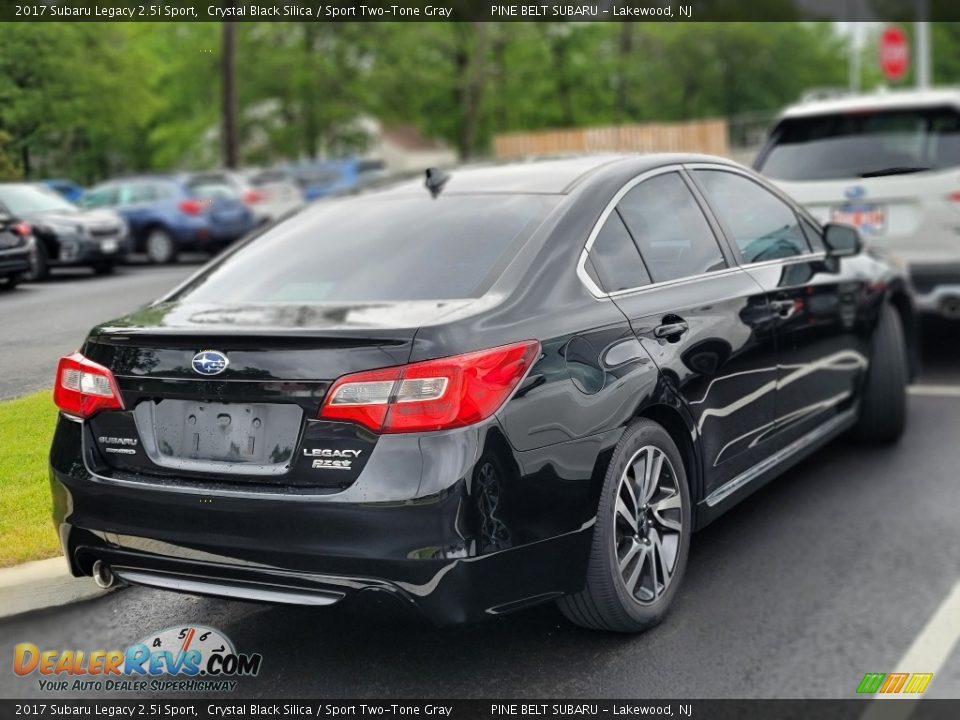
[147, 401, 302, 465]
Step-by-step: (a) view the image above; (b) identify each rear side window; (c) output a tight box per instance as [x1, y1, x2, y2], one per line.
[587, 212, 651, 293]
[616, 172, 726, 283]
[171, 194, 559, 303]
[757, 106, 960, 181]
[190, 182, 239, 200]
[695, 170, 809, 264]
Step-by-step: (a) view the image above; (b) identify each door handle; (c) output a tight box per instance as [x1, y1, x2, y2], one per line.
[654, 320, 689, 340]
[771, 299, 799, 319]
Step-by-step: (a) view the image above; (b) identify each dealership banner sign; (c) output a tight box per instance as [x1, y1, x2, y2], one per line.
[4, 0, 960, 23]
[3, 700, 960, 719]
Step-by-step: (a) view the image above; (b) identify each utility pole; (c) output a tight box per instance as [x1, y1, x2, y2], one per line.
[848, 20, 862, 92]
[916, 0, 932, 88]
[222, 16, 239, 168]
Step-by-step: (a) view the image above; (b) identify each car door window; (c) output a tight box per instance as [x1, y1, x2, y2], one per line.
[117, 183, 160, 207]
[80, 186, 118, 209]
[695, 170, 811, 264]
[586, 212, 651, 293]
[616, 172, 726, 283]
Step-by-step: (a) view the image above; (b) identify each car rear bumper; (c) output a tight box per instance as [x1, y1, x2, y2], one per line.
[910, 263, 960, 318]
[0, 248, 30, 275]
[49, 415, 595, 625]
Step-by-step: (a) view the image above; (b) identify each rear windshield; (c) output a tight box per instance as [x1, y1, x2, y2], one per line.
[757, 106, 960, 181]
[189, 182, 240, 200]
[171, 193, 558, 303]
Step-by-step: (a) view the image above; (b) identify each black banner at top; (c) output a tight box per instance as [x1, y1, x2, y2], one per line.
[3, 0, 960, 23]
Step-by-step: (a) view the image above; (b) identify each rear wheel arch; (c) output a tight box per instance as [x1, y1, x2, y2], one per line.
[635, 403, 703, 517]
[887, 287, 919, 382]
[137, 222, 170, 250]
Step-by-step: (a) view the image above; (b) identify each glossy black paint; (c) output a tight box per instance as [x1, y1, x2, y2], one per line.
[50, 154, 916, 624]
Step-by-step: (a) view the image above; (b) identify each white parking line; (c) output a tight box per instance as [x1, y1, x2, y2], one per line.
[859, 579, 960, 720]
[908, 385, 960, 398]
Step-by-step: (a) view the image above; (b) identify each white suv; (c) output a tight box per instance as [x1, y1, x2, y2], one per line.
[755, 88, 960, 318]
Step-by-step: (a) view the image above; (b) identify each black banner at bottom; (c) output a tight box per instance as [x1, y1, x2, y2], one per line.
[2, 700, 960, 720]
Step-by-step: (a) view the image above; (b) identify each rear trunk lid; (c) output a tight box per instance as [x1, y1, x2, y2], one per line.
[80, 300, 469, 491]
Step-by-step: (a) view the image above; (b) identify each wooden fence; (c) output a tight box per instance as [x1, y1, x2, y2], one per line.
[492, 118, 729, 159]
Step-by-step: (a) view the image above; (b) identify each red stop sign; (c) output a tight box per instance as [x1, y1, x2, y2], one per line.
[879, 26, 909, 81]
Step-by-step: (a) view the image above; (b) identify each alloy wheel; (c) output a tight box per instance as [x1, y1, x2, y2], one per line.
[614, 445, 685, 605]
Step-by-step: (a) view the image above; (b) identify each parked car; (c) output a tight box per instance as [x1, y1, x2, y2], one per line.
[755, 88, 960, 319]
[288, 159, 361, 200]
[42, 179, 86, 203]
[50, 155, 915, 631]
[0, 183, 129, 280]
[186, 170, 304, 226]
[80, 176, 255, 264]
[0, 212, 32, 289]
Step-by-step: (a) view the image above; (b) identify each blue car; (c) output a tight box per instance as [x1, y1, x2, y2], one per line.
[288, 159, 362, 201]
[41, 179, 86, 203]
[80, 175, 255, 264]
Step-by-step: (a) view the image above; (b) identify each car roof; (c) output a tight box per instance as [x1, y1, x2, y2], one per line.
[379, 154, 738, 196]
[91, 175, 181, 188]
[778, 87, 960, 120]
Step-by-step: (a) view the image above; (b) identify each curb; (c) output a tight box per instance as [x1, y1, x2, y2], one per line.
[0, 556, 112, 620]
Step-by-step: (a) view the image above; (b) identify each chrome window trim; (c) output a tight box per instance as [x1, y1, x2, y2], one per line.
[575, 162, 833, 300]
[576, 164, 683, 299]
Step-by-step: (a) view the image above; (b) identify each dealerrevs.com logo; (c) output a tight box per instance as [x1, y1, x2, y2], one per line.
[14, 625, 262, 693]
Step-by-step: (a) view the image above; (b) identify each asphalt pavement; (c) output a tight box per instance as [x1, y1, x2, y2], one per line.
[1, 265, 959, 699]
[0, 261, 199, 400]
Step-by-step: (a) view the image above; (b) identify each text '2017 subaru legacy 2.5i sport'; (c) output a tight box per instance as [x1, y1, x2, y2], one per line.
[50, 155, 916, 631]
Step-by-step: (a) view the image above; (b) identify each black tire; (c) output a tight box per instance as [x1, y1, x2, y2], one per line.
[92, 261, 115, 276]
[855, 303, 908, 444]
[558, 419, 691, 633]
[24, 241, 49, 282]
[144, 228, 178, 264]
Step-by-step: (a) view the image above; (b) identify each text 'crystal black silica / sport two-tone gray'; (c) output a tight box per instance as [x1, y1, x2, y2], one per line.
[49, 154, 917, 631]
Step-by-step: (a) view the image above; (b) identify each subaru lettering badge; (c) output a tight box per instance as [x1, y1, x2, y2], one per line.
[845, 185, 866, 200]
[192, 350, 229, 376]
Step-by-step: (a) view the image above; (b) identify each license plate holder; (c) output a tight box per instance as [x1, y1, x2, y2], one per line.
[100, 238, 119, 253]
[135, 400, 302, 467]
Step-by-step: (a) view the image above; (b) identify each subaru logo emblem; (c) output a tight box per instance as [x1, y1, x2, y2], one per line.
[844, 185, 866, 200]
[191, 350, 229, 376]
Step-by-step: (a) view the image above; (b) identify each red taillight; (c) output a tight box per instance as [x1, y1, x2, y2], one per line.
[178, 199, 205, 215]
[948, 191, 960, 202]
[12, 222, 31, 237]
[243, 189, 266, 204]
[53, 352, 124, 419]
[319, 340, 540, 433]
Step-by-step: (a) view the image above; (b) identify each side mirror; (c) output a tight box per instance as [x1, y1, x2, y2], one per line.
[823, 223, 862, 258]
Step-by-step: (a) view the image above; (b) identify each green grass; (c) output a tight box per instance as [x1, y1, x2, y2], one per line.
[0, 390, 61, 567]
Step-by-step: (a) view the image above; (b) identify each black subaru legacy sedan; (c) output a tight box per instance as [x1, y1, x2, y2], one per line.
[49, 155, 916, 632]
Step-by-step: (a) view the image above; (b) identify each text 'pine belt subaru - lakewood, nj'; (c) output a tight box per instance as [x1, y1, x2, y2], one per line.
[49, 155, 916, 631]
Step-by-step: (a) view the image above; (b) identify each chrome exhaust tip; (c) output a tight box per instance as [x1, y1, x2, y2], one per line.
[92, 560, 115, 589]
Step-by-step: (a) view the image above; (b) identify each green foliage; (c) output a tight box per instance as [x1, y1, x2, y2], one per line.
[0, 21, 867, 176]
